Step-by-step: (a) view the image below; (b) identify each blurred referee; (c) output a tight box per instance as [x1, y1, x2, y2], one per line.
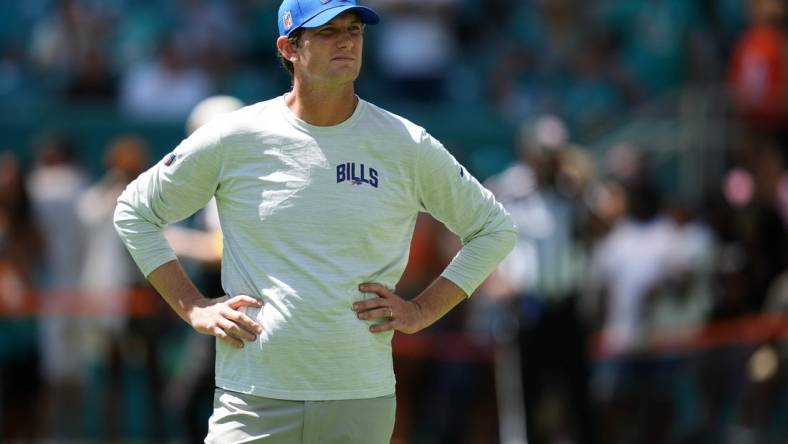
[114, 0, 516, 442]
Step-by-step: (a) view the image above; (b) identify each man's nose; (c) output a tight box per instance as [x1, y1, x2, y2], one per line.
[337, 30, 354, 48]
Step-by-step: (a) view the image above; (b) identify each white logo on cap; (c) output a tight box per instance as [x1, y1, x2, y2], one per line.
[283, 10, 293, 29]
[320, 0, 331, 3]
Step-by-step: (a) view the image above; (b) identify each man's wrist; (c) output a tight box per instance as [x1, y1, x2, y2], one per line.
[410, 299, 426, 329]
[411, 277, 466, 330]
[182, 296, 208, 325]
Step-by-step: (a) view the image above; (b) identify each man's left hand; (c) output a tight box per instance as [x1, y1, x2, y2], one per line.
[352, 283, 425, 334]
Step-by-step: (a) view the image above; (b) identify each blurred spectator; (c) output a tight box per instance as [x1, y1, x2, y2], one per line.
[76, 135, 156, 440]
[0, 45, 23, 97]
[745, 142, 788, 307]
[560, 32, 626, 136]
[370, 0, 459, 101]
[706, 170, 755, 320]
[487, 41, 545, 125]
[722, 136, 788, 311]
[119, 37, 213, 121]
[729, 0, 788, 133]
[595, 0, 708, 101]
[731, 256, 788, 444]
[28, 0, 105, 76]
[0, 151, 43, 443]
[485, 115, 598, 444]
[488, 0, 588, 125]
[586, 171, 670, 354]
[174, 0, 242, 62]
[649, 201, 715, 331]
[586, 165, 709, 444]
[0, 151, 42, 312]
[174, 0, 249, 96]
[706, 0, 750, 56]
[65, 47, 118, 102]
[110, 1, 172, 69]
[26, 133, 89, 441]
[689, 162, 776, 444]
[27, 134, 87, 291]
[633, 199, 716, 444]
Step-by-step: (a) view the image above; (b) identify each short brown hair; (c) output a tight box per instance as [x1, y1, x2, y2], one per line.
[278, 29, 303, 76]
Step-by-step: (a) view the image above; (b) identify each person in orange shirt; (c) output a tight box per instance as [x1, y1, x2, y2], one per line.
[729, 0, 788, 130]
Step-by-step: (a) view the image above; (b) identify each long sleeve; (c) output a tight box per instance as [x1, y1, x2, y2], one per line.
[113, 124, 224, 277]
[414, 132, 517, 296]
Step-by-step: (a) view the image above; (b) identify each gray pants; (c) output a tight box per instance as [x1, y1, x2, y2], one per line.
[206, 388, 396, 443]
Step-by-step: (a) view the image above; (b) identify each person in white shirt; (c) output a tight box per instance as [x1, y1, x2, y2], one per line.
[114, 0, 516, 442]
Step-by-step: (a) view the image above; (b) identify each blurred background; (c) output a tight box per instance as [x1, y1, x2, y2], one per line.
[1, 0, 787, 443]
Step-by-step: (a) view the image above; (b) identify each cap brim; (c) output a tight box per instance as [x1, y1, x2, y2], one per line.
[300, 5, 379, 30]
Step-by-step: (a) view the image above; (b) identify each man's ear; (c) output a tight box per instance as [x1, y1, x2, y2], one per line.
[276, 36, 298, 62]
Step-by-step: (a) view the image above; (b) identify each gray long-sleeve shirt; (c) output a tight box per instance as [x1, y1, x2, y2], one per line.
[114, 95, 516, 400]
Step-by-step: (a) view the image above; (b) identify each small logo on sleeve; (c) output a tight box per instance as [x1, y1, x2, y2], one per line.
[163, 152, 177, 166]
[336, 162, 378, 188]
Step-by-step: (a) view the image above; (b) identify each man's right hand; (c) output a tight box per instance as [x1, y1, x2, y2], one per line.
[187, 295, 264, 348]
[147, 260, 265, 349]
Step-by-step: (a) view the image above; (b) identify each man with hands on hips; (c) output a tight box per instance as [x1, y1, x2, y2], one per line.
[114, 0, 516, 441]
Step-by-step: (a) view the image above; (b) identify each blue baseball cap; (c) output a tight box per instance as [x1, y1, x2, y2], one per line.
[278, 0, 380, 37]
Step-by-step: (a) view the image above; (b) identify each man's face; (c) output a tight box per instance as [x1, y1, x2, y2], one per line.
[293, 11, 364, 85]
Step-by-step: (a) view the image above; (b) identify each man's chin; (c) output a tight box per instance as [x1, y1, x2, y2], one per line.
[326, 70, 361, 84]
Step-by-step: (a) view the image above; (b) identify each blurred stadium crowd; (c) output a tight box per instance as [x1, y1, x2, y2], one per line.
[0, 0, 771, 128]
[1, 0, 787, 443]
